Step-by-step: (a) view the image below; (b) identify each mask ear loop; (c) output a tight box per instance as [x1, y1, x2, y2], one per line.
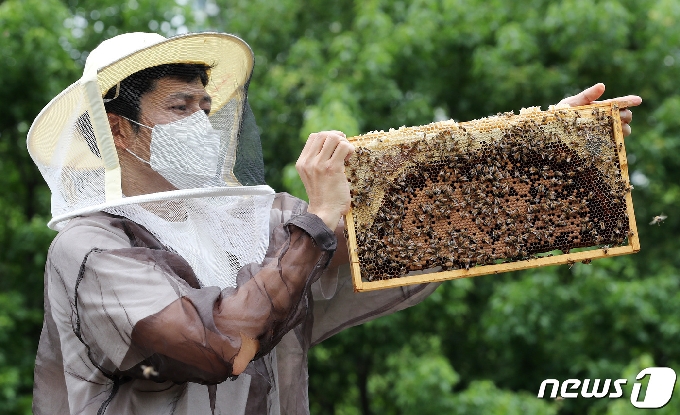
[103, 82, 121, 103]
[120, 115, 153, 130]
[118, 115, 153, 164]
[125, 148, 151, 165]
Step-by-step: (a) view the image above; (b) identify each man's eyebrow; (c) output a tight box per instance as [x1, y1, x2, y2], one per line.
[167, 92, 212, 103]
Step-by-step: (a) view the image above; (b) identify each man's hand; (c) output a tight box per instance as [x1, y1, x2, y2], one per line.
[296, 131, 355, 230]
[557, 83, 642, 137]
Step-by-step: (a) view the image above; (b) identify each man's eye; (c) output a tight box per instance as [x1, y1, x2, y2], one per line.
[171, 105, 187, 111]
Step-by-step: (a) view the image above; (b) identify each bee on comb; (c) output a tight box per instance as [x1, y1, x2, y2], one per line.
[344, 101, 640, 292]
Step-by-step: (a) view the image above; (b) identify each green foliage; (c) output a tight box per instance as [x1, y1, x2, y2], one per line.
[0, 291, 42, 415]
[368, 336, 460, 414]
[0, 0, 76, 412]
[4, 0, 680, 414]
[451, 380, 558, 415]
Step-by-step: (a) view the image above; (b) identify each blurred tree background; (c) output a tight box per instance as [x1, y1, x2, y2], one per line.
[1, 0, 679, 414]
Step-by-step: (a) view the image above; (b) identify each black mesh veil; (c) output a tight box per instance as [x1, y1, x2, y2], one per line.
[234, 96, 266, 186]
[78, 84, 267, 187]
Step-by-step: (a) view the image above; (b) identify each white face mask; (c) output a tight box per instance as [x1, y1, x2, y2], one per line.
[123, 110, 222, 189]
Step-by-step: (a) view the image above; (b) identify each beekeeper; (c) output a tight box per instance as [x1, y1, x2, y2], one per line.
[27, 32, 639, 415]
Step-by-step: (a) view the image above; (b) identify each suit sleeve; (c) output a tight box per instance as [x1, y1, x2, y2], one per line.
[50, 209, 337, 385]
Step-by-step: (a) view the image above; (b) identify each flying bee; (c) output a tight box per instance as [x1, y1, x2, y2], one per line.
[649, 214, 668, 225]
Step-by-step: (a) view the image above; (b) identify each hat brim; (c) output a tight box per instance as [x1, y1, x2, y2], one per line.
[96, 32, 254, 113]
[28, 32, 254, 167]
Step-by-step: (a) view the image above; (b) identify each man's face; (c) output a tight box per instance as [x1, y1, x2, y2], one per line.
[111, 76, 212, 195]
[127, 76, 213, 161]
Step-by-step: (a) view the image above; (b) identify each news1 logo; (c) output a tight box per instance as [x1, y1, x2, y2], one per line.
[537, 367, 677, 408]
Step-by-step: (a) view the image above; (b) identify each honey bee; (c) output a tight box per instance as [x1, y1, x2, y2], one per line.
[649, 214, 667, 225]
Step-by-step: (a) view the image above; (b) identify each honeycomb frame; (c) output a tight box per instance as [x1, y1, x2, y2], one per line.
[344, 101, 640, 292]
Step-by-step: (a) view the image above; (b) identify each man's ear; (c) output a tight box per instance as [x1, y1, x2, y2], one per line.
[108, 113, 132, 149]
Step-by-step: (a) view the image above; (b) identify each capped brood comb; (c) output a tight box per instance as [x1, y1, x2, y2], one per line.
[344, 101, 639, 292]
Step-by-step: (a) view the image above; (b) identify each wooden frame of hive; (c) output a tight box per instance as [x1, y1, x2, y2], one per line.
[344, 101, 640, 292]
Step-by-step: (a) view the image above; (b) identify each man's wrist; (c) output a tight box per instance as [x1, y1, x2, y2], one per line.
[305, 208, 341, 231]
[286, 213, 338, 252]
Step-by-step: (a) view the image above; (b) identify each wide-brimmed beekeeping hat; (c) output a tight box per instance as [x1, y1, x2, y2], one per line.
[27, 32, 272, 230]
[27, 32, 275, 289]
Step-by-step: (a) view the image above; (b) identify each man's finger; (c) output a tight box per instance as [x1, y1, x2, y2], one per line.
[300, 132, 325, 159]
[323, 130, 347, 138]
[329, 140, 355, 165]
[559, 83, 606, 106]
[597, 95, 642, 108]
[620, 109, 633, 124]
[297, 134, 323, 174]
[317, 133, 343, 161]
[622, 123, 631, 138]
